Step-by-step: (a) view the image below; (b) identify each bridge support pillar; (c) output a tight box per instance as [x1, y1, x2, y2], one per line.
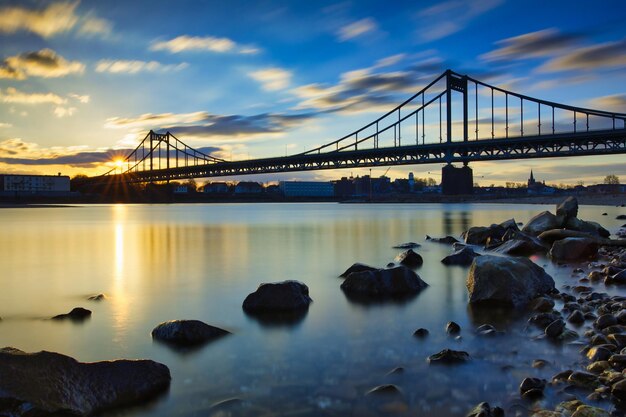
[441, 164, 473, 195]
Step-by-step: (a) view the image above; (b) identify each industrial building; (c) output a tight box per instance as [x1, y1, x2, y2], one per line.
[0, 174, 70, 194]
[279, 181, 334, 197]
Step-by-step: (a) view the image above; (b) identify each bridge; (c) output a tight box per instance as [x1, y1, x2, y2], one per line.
[82, 69, 626, 193]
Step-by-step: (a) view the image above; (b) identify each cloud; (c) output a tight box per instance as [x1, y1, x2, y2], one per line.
[78, 16, 112, 36]
[0, 87, 67, 105]
[417, 0, 503, 42]
[54, 106, 77, 118]
[69, 93, 90, 103]
[0, 49, 85, 79]
[151, 35, 259, 54]
[105, 112, 210, 130]
[248, 67, 292, 91]
[481, 29, 582, 62]
[337, 18, 378, 41]
[589, 94, 626, 112]
[539, 38, 626, 72]
[0, 122, 12, 128]
[95, 60, 188, 74]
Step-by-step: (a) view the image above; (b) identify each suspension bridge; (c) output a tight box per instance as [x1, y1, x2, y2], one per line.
[81, 69, 626, 193]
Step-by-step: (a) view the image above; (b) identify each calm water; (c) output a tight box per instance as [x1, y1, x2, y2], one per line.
[0, 203, 624, 416]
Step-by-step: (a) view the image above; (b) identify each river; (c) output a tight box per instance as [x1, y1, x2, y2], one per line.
[0, 202, 624, 416]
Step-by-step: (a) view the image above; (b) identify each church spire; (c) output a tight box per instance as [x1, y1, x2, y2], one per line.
[530, 170, 534, 182]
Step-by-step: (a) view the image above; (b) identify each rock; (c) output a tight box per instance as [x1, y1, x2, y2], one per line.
[557, 197, 579, 220]
[522, 211, 563, 236]
[606, 270, 626, 285]
[467, 255, 555, 308]
[476, 324, 498, 337]
[365, 384, 402, 396]
[530, 296, 555, 312]
[466, 402, 505, 417]
[463, 224, 507, 245]
[617, 215, 626, 220]
[413, 328, 429, 338]
[565, 217, 610, 238]
[500, 218, 520, 232]
[567, 371, 600, 389]
[394, 249, 423, 268]
[532, 359, 548, 369]
[545, 319, 566, 339]
[567, 310, 585, 324]
[340, 266, 428, 299]
[151, 320, 230, 347]
[441, 246, 481, 266]
[552, 369, 574, 383]
[491, 238, 546, 256]
[529, 312, 561, 328]
[586, 346, 612, 362]
[586, 360, 611, 374]
[520, 377, 546, 398]
[608, 354, 626, 370]
[612, 378, 626, 401]
[339, 263, 378, 278]
[571, 405, 610, 417]
[446, 321, 461, 335]
[538, 229, 596, 244]
[549, 238, 598, 261]
[242, 280, 312, 313]
[427, 349, 470, 365]
[427, 235, 459, 244]
[0, 347, 170, 416]
[392, 242, 420, 249]
[87, 294, 105, 301]
[52, 307, 92, 321]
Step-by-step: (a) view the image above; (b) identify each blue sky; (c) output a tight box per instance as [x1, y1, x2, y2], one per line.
[0, 0, 625, 184]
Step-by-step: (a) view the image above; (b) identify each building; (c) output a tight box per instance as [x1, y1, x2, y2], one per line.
[203, 182, 229, 193]
[234, 181, 263, 194]
[0, 174, 70, 193]
[279, 181, 334, 197]
[527, 170, 555, 195]
[173, 185, 188, 194]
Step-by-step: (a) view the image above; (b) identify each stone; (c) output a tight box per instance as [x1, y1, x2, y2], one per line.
[446, 321, 461, 335]
[608, 354, 626, 370]
[522, 211, 563, 236]
[87, 294, 105, 301]
[394, 249, 423, 268]
[441, 246, 481, 266]
[595, 314, 618, 330]
[151, 320, 230, 347]
[242, 280, 312, 313]
[612, 378, 626, 401]
[571, 405, 610, 417]
[0, 347, 170, 416]
[529, 312, 561, 328]
[550, 238, 599, 261]
[365, 384, 402, 396]
[586, 346, 612, 362]
[617, 215, 626, 220]
[392, 242, 420, 249]
[476, 324, 498, 337]
[606, 270, 626, 285]
[463, 224, 506, 245]
[427, 349, 470, 365]
[538, 229, 596, 244]
[557, 197, 579, 220]
[491, 238, 546, 256]
[530, 296, 555, 312]
[586, 361, 610, 374]
[341, 266, 428, 298]
[567, 371, 600, 389]
[545, 319, 566, 339]
[52, 307, 92, 321]
[532, 359, 548, 369]
[565, 217, 611, 238]
[567, 310, 585, 324]
[427, 235, 459, 244]
[413, 328, 429, 338]
[499, 218, 520, 232]
[339, 263, 378, 278]
[466, 402, 505, 417]
[520, 377, 546, 398]
[467, 255, 555, 308]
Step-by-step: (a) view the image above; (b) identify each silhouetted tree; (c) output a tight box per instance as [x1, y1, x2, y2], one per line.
[604, 175, 620, 185]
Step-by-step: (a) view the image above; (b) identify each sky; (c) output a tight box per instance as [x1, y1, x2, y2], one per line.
[0, 0, 625, 185]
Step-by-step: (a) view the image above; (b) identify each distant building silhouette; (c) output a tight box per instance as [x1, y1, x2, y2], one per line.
[527, 170, 555, 195]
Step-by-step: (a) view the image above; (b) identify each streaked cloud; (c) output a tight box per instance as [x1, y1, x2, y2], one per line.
[78, 15, 112, 36]
[417, 0, 503, 42]
[589, 94, 626, 112]
[68, 93, 90, 103]
[0, 87, 67, 105]
[337, 18, 378, 41]
[0, 49, 85, 80]
[151, 35, 259, 54]
[248, 67, 292, 91]
[481, 28, 581, 62]
[539, 38, 626, 72]
[95, 59, 188, 74]
[53, 106, 77, 118]
[105, 112, 210, 130]
[0, 122, 12, 128]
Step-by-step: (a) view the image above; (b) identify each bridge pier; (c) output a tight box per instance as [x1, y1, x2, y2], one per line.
[441, 164, 474, 195]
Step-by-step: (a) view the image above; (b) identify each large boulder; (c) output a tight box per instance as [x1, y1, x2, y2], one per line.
[242, 281, 312, 313]
[441, 246, 481, 266]
[52, 307, 92, 321]
[340, 266, 428, 298]
[491, 238, 546, 256]
[538, 229, 596, 244]
[467, 255, 555, 308]
[564, 217, 610, 238]
[549, 237, 598, 261]
[556, 196, 579, 220]
[522, 211, 563, 236]
[463, 225, 503, 245]
[426, 235, 459, 245]
[151, 320, 230, 347]
[0, 347, 170, 416]
[339, 263, 378, 278]
[394, 249, 423, 268]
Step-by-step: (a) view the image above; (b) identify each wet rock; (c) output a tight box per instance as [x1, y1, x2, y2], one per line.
[550, 238, 599, 262]
[151, 320, 230, 347]
[617, 215, 626, 220]
[522, 211, 563, 236]
[476, 324, 498, 337]
[339, 263, 378, 278]
[340, 266, 428, 299]
[467, 255, 555, 308]
[365, 384, 402, 396]
[446, 321, 461, 335]
[612, 378, 626, 401]
[52, 307, 91, 321]
[552, 369, 574, 383]
[386, 367, 404, 375]
[571, 405, 610, 417]
[242, 280, 312, 313]
[427, 235, 459, 245]
[567, 310, 585, 324]
[586, 361, 611, 374]
[466, 402, 504, 417]
[87, 294, 105, 301]
[441, 246, 481, 266]
[586, 346, 612, 362]
[520, 377, 546, 398]
[530, 296, 555, 312]
[608, 334, 626, 349]
[606, 270, 626, 285]
[565, 218, 611, 238]
[492, 238, 547, 256]
[0, 347, 170, 416]
[500, 218, 520, 232]
[413, 328, 429, 338]
[532, 411, 564, 417]
[530, 312, 561, 328]
[394, 249, 423, 268]
[463, 226, 500, 245]
[392, 242, 420, 249]
[539, 229, 597, 244]
[545, 319, 566, 339]
[427, 349, 470, 365]
[595, 314, 618, 330]
[532, 359, 548, 369]
[557, 197, 579, 220]
[608, 354, 626, 370]
[567, 371, 600, 389]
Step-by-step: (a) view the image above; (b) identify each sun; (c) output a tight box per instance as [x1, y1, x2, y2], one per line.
[114, 159, 124, 168]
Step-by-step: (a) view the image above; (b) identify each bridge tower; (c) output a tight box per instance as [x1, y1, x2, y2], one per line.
[442, 70, 473, 195]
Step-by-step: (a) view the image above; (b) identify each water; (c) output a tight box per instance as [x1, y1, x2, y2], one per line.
[0, 203, 624, 416]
